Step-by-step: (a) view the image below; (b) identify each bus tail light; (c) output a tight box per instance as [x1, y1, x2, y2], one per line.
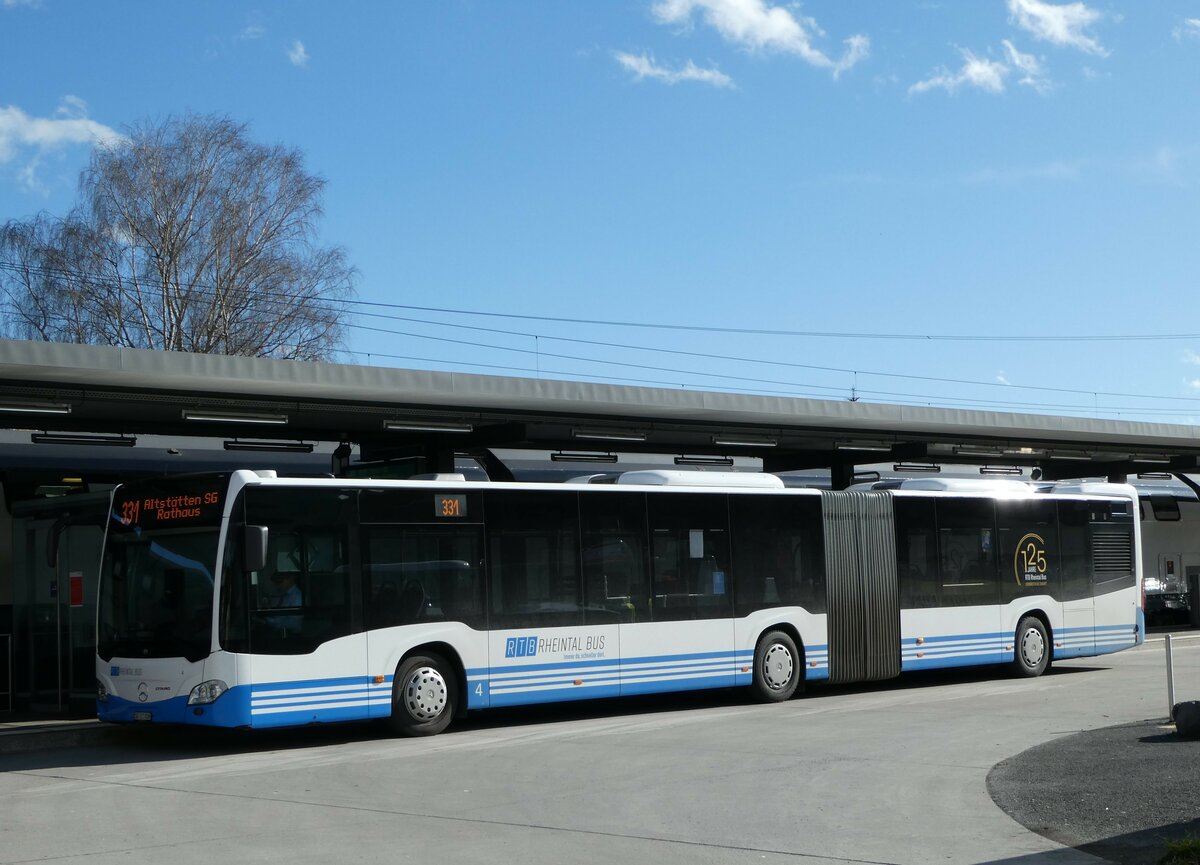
[188, 680, 229, 705]
[97, 680, 109, 703]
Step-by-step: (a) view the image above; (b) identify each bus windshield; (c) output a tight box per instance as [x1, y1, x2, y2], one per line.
[98, 527, 219, 662]
[97, 477, 227, 663]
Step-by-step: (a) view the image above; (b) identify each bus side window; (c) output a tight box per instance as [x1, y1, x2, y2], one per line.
[648, 493, 732, 622]
[363, 525, 485, 630]
[894, 498, 939, 609]
[486, 490, 583, 629]
[935, 498, 999, 607]
[580, 490, 649, 624]
[996, 499, 1059, 603]
[730, 493, 825, 616]
[238, 488, 355, 655]
[1059, 501, 1091, 601]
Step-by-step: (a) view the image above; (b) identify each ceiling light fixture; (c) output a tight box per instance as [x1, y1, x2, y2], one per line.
[674, 455, 735, 467]
[979, 465, 1023, 476]
[712, 435, 778, 448]
[223, 440, 315, 453]
[572, 428, 648, 443]
[550, 450, 619, 463]
[31, 432, 136, 447]
[954, 446, 1005, 458]
[0, 400, 72, 415]
[382, 420, 474, 434]
[835, 441, 892, 453]
[182, 409, 288, 425]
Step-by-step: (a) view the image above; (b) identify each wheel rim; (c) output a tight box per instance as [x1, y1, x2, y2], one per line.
[403, 666, 448, 722]
[1019, 627, 1045, 669]
[761, 643, 794, 691]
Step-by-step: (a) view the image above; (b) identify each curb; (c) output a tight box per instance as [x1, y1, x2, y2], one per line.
[0, 722, 133, 755]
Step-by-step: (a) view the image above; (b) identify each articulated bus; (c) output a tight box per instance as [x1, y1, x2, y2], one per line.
[95, 469, 1143, 736]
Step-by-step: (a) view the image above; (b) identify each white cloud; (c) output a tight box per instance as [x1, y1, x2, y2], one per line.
[1188, 378, 1200, 392]
[235, 11, 266, 40]
[965, 159, 1083, 183]
[1001, 40, 1050, 92]
[652, 0, 869, 77]
[1173, 18, 1200, 42]
[54, 94, 89, 119]
[1007, 0, 1106, 56]
[0, 98, 122, 194]
[288, 40, 309, 67]
[1129, 144, 1190, 185]
[0, 98, 122, 165]
[16, 152, 41, 192]
[2, 0, 42, 8]
[996, 372, 1011, 386]
[909, 49, 1009, 95]
[1182, 349, 1200, 366]
[615, 52, 733, 87]
[910, 40, 1054, 97]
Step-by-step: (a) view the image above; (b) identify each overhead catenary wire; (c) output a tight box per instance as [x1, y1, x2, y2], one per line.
[4, 258, 1200, 418]
[5, 259, 1200, 344]
[342, 300, 1200, 344]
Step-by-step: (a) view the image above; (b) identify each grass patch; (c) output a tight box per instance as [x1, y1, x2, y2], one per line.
[1160, 837, 1200, 865]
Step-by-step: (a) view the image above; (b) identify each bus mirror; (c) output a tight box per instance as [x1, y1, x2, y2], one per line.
[244, 526, 268, 572]
[46, 518, 65, 569]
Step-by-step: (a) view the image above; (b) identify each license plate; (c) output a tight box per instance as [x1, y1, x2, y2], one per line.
[132, 712, 152, 722]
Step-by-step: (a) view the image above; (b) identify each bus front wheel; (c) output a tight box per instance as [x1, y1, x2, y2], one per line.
[752, 630, 801, 702]
[390, 653, 456, 736]
[1013, 616, 1051, 678]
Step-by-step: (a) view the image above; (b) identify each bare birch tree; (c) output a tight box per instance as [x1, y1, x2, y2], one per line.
[0, 113, 355, 360]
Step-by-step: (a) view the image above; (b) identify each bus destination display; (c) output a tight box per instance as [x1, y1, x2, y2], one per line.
[436, 494, 467, 518]
[112, 480, 225, 530]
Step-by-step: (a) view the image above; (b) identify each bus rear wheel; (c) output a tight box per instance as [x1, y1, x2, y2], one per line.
[752, 630, 801, 702]
[390, 653, 456, 736]
[1013, 616, 1051, 678]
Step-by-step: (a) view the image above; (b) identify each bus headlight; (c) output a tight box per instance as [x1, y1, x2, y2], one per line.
[188, 680, 229, 705]
[97, 680, 109, 703]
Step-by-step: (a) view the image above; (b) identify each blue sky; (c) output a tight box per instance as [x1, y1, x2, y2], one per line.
[2, 1, 1200, 423]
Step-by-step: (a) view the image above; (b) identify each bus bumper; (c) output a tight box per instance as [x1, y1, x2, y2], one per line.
[97, 686, 252, 727]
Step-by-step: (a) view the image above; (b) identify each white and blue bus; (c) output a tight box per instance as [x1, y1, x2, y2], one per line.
[95, 469, 1143, 736]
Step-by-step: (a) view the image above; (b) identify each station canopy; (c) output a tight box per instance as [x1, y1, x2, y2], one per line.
[1, 339, 1199, 484]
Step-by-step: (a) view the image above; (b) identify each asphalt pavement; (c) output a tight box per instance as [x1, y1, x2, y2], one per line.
[2, 632, 1198, 865]
[989, 718, 1199, 865]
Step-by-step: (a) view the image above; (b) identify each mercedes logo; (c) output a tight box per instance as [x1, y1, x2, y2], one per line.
[137, 682, 148, 703]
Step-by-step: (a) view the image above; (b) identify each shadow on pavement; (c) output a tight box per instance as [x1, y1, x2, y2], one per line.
[973, 819, 1200, 865]
[988, 719, 1200, 865]
[5, 661, 1119, 772]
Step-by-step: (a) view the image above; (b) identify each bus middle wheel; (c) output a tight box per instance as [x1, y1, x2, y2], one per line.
[1012, 616, 1051, 678]
[752, 630, 801, 702]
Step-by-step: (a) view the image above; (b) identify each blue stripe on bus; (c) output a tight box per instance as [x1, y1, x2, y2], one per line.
[902, 651, 1011, 671]
[902, 630, 1002, 644]
[486, 657, 621, 676]
[486, 648, 749, 677]
[489, 666, 737, 694]
[99, 620, 1139, 727]
[489, 682, 622, 707]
